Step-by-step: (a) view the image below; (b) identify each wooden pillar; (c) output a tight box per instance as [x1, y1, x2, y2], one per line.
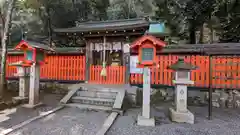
[123, 43, 130, 84]
[208, 55, 213, 120]
[85, 41, 91, 83]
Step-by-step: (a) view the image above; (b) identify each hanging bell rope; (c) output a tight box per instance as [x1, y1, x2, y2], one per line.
[100, 36, 107, 77]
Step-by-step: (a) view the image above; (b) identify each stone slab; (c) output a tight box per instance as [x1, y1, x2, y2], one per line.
[12, 96, 28, 102]
[137, 115, 155, 127]
[113, 90, 126, 109]
[60, 86, 79, 104]
[22, 102, 43, 109]
[169, 107, 194, 124]
[96, 112, 119, 135]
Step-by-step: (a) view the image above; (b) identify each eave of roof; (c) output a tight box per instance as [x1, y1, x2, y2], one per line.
[5, 43, 240, 55]
[54, 18, 150, 33]
[15, 40, 54, 51]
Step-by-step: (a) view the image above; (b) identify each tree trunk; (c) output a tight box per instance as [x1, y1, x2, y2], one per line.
[189, 27, 196, 44]
[47, 8, 52, 47]
[199, 24, 204, 44]
[0, 0, 16, 99]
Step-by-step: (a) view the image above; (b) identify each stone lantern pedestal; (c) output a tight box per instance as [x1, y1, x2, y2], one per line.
[9, 61, 29, 102]
[168, 57, 197, 124]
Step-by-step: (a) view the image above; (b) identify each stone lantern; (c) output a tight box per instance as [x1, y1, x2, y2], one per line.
[9, 61, 30, 102]
[14, 40, 54, 108]
[131, 35, 166, 126]
[168, 57, 197, 124]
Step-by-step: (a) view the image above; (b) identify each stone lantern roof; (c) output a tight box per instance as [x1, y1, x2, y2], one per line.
[168, 57, 197, 71]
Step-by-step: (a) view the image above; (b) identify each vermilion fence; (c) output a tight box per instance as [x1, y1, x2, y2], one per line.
[5, 54, 240, 89]
[6, 55, 24, 77]
[89, 65, 126, 84]
[130, 55, 210, 87]
[211, 56, 240, 89]
[130, 55, 240, 89]
[6, 55, 86, 81]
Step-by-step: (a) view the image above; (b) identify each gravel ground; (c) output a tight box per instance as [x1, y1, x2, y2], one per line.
[0, 93, 63, 132]
[9, 107, 108, 135]
[108, 104, 240, 135]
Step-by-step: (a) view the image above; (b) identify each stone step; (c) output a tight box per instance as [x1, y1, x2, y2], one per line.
[71, 96, 114, 107]
[76, 91, 117, 99]
[72, 96, 115, 103]
[65, 103, 112, 111]
[80, 86, 119, 93]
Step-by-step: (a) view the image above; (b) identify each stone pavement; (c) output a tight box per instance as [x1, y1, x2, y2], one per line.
[2, 93, 240, 135]
[8, 108, 108, 135]
[108, 103, 240, 135]
[0, 93, 63, 132]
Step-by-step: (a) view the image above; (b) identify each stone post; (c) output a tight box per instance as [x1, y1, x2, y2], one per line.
[23, 63, 42, 108]
[137, 67, 155, 126]
[17, 67, 29, 99]
[9, 62, 29, 102]
[168, 57, 197, 124]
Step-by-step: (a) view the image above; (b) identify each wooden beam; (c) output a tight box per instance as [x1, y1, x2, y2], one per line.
[83, 32, 144, 38]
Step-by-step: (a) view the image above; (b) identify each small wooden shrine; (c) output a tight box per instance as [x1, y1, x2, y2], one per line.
[15, 40, 54, 66]
[53, 18, 170, 67]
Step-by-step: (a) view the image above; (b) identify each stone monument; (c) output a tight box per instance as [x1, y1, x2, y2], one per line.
[168, 57, 197, 124]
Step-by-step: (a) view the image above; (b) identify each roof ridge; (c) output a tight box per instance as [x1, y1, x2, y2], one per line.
[76, 18, 148, 25]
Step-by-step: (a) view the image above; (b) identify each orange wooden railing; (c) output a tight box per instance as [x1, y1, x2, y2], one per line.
[130, 55, 210, 87]
[211, 56, 240, 89]
[6, 55, 86, 81]
[89, 65, 126, 84]
[130, 55, 240, 89]
[5, 54, 240, 89]
[6, 55, 24, 77]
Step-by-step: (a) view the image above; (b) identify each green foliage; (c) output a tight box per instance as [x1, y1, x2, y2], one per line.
[6, 0, 240, 43]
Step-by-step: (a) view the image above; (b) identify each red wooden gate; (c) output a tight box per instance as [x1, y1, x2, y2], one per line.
[89, 65, 126, 84]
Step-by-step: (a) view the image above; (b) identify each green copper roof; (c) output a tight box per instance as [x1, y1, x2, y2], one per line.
[168, 57, 198, 70]
[149, 23, 165, 33]
[54, 18, 150, 33]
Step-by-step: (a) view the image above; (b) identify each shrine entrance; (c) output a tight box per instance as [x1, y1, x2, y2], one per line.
[87, 37, 129, 84]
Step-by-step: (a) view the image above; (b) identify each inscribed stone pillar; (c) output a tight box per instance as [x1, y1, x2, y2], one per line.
[137, 67, 155, 126]
[29, 63, 40, 105]
[142, 67, 151, 118]
[23, 63, 42, 108]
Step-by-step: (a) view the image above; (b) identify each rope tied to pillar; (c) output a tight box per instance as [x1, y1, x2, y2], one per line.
[100, 36, 107, 77]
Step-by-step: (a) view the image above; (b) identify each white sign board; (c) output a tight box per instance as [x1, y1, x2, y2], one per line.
[123, 43, 130, 53]
[130, 56, 143, 74]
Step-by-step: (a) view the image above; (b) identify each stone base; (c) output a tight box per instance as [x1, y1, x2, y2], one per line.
[169, 108, 194, 124]
[137, 115, 155, 127]
[22, 102, 43, 109]
[12, 96, 28, 102]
